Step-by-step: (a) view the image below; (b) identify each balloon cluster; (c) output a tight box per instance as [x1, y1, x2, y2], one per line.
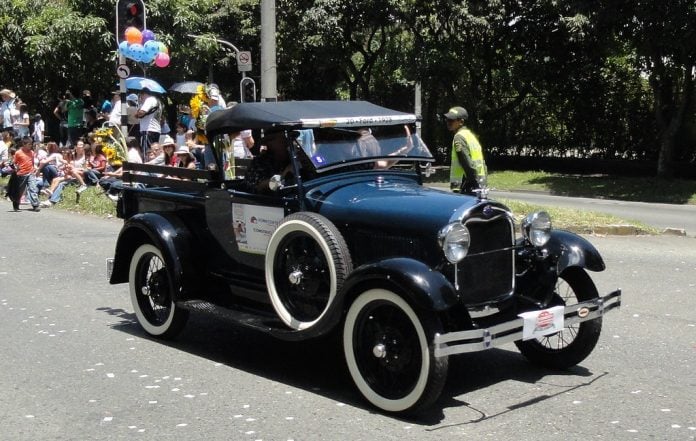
[119, 27, 170, 67]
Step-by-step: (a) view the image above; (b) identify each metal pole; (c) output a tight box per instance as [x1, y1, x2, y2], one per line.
[415, 82, 422, 136]
[187, 34, 247, 80]
[120, 54, 128, 138]
[260, 0, 277, 101]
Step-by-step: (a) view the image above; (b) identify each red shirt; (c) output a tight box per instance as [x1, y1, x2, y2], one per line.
[14, 148, 34, 176]
[90, 153, 107, 172]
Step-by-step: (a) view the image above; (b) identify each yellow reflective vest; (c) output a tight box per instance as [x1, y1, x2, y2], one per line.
[449, 127, 486, 184]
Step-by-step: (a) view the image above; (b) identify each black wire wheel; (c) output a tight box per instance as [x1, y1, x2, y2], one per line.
[129, 244, 189, 338]
[266, 212, 352, 330]
[343, 288, 449, 414]
[515, 267, 603, 369]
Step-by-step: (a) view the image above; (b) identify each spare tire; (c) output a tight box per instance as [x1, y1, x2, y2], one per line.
[265, 212, 352, 330]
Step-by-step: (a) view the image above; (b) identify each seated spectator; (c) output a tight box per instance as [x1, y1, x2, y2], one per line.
[98, 137, 143, 200]
[83, 143, 107, 185]
[175, 145, 197, 170]
[146, 136, 176, 166]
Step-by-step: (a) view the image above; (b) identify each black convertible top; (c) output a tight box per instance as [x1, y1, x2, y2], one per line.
[206, 100, 416, 135]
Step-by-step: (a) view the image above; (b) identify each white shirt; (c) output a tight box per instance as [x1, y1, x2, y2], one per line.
[127, 147, 143, 163]
[0, 141, 8, 162]
[108, 99, 122, 127]
[233, 130, 253, 158]
[0, 99, 14, 129]
[32, 119, 44, 142]
[138, 95, 161, 133]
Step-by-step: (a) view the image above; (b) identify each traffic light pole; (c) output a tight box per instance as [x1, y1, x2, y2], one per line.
[116, 0, 146, 141]
[187, 34, 246, 80]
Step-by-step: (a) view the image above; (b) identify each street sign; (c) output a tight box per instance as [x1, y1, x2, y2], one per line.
[237, 51, 252, 72]
[116, 64, 131, 79]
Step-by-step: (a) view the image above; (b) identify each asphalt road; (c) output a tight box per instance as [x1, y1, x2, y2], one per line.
[490, 190, 696, 236]
[1, 201, 694, 440]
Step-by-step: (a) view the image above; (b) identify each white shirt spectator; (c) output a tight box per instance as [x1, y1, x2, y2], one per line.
[138, 95, 161, 133]
[233, 130, 253, 158]
[32, 117, 45, 143]
[108, 98, 122, 127]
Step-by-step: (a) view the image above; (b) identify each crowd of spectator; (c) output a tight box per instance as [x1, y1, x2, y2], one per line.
[1, 83, 260, 212]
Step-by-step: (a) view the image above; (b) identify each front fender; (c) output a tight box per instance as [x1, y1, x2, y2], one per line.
[546, 230, 605, 274]
[109, 212, 197, 299]
[342, 258, 459, 312]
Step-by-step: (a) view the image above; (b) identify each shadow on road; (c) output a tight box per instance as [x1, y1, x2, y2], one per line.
[98, 306, 607, 425]
[530, 174, 696, 204]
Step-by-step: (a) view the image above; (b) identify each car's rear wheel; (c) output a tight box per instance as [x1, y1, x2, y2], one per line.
[129, 244, 188, 338]
[515, 267, 603, 369]
[266, 212, 352, 330]
[343, 288, 448, 414]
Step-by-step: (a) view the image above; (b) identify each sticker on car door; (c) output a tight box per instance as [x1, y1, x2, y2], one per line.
[232, 204, 284, 254]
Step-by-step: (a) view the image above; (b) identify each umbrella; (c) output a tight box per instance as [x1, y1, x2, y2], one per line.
[169, 81, 204, 94]
[124, 76, 167, 94]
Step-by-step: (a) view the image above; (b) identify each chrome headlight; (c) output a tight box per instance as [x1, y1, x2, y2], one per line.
[521, 211, 552, 247]
[438, 223, 470, 263]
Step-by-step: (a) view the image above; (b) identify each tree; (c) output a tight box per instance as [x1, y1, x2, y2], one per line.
[605, 0, 696, 177]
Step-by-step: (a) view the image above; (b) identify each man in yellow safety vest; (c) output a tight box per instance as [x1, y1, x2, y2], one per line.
[445, 106, 487, 195]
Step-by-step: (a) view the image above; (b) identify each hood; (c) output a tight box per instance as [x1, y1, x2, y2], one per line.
[304, 173, 495, 234]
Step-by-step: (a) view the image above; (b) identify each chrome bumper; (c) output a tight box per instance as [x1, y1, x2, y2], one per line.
[433, 289, 622, 358]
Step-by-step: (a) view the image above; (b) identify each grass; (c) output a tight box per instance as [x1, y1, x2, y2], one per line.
[488, 170, 696, 205]
[3, 170, 686, 234]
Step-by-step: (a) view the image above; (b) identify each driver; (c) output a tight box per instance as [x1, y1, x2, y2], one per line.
[242, 131, 289, 193]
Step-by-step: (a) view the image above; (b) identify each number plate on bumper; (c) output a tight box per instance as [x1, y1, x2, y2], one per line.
[518, 305, 565, 340]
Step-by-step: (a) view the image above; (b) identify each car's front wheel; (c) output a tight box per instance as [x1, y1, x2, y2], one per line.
[515, 267, 602, 369]
[129, 244, 188, 338]
[343, 288, 448, 414]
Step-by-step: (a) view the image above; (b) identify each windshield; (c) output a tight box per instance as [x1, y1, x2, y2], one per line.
[294, 124, 434, 171]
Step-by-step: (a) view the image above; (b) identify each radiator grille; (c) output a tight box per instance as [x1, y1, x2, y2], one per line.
[457, 214, 515, 304]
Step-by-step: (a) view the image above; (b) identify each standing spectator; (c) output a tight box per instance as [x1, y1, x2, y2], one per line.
[0, 89, 17, 132]
[7, 136, 40, 211]
[53, 93, 69, 147]
[136, 87, 161, 158]
[174, 121, 187, 147]
[12, 101, 30, 138]
[126, 93, 139, 136]
[107, 91, 122, 128]
[0, 131, 12, 171]
[32, 114, 44, 143]
[444, 106, 487, 195]
[65, 88, 84, 148]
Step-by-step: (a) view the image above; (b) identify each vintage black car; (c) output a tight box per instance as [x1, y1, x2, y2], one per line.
[108, 101, 621, 415]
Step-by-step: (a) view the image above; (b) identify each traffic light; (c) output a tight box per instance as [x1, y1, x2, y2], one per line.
[117, 0, 145, 41]
[240, 77, 256, 103]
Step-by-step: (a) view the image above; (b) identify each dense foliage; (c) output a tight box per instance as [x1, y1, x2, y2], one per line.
[1, 0, 694, 177]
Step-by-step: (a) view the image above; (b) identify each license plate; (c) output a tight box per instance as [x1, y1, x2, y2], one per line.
[518, 305, 565, 340]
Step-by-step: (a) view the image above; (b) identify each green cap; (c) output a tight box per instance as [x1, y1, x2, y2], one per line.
[444, 106, 468, 121]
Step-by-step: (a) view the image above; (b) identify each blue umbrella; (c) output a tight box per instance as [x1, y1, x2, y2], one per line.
[123, 76, 166, 94]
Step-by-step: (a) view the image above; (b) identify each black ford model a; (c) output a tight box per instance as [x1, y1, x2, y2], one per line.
[107, 101, 621, 414]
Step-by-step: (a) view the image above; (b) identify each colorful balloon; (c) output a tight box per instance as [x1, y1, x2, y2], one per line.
[154, 52, 170, 68]
[118, 40, 129, 54]
[141, 29, 155, 44]
[144, 40, 160, 56]
[125, 27, 142, 44]
[157, 42, 169, 54]
[129, 43, 145, 62]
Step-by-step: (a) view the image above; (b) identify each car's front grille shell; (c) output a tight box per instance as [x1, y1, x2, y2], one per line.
[457, 214, 515, 305]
